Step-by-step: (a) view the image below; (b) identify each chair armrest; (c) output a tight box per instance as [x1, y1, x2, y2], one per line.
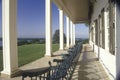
[53, 59, 64, 63]
[22, 67, 50, 77]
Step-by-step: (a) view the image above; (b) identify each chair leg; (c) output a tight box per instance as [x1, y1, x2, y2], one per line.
[22, 77, 24, 80]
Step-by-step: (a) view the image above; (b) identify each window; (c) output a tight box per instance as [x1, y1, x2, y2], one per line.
[104, 2, 115, 55]
[92, 28, 94, 42]
[101, 9, 105, 49]
[91, 27, 94, 42]
[98, 15, 102, 47]
[95, 20, 98, 45]
[109, 1, 115, 55]
[105, 7, 110, 51]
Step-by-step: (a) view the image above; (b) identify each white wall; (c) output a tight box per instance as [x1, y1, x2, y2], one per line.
[89, 41, 116, 78]
[91, 0, 109, 21]
[90, 0, 116, 78]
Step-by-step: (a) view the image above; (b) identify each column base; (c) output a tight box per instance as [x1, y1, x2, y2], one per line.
[44, 54, 52, 57]
[65, 47, 69, 50]
[1, 69, 21, 78]
[59, 48, 64, 51]
[70, 45, 74, 47]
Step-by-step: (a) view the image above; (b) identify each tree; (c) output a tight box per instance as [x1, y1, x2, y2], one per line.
[53, 29, 66, 44]
[31, 39, 40, 44]
[53, 30, 59, 43]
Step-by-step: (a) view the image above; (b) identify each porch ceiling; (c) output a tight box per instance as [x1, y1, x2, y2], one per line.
[52, 0, 90, 24]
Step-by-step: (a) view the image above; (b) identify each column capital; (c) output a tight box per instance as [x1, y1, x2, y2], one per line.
[58, 8, 63, 11]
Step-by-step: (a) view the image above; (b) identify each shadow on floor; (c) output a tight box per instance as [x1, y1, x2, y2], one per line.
[72, 44, 110, 80]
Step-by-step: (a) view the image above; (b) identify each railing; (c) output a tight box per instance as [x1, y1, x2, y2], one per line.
[22, 42, 82, 80]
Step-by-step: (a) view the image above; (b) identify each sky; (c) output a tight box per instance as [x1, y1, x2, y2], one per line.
[0, 0, 89, 38]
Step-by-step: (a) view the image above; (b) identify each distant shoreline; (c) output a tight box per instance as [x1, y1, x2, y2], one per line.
[18, 37, 45, 39]
[0, 38, 45, 47]
[0, 37, 88, 40]
[0, 38, 88, 47]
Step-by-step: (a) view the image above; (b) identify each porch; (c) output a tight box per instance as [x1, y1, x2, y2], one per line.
[0, 44, 110, 80]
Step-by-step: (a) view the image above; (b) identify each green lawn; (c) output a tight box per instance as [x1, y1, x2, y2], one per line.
[0, 44, 59, 71]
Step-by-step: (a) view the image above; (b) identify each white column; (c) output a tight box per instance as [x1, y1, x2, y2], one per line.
[73, 24, 76, 45]
[66, 16, 70, 48]
[1, 0, 18, 76]
[59, 9, 64, 50]
[45, 0, 52, 56]
[70, 21, 73, 46]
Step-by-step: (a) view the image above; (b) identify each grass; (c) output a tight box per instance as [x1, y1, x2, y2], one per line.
[52, 44, 59, 52]
[0, 44, 59, 71]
